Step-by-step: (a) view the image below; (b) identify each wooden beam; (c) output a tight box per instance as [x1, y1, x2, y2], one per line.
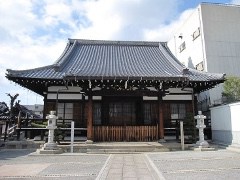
[90, 89, 164, 97]
[43, 93, 48, 118]
[82, 95, 85, 125]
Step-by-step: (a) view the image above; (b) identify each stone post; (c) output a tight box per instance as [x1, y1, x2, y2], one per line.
[194, 111, 209, 148]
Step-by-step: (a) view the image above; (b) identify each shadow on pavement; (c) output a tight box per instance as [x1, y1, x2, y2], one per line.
[0, 149, 35, 160]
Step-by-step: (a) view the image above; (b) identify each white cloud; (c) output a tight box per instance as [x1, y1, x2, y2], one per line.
[231, 0, 240, 4]
[143, 9, 195, 41]
[0, 1, 39, 41]
[1, 0, 201, 104]
[0, 0, 69, 104]
[71, 0, 181, 40]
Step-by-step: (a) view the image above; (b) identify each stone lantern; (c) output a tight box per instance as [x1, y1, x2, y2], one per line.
[194, 111, 209, 148]
[37, 111, 62, 154]
[43, 111, 58, 150]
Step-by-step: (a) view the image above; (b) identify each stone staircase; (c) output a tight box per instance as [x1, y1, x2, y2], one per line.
[1, 140, 195, 153]
[86, 144, 169, 154]
[59, 142, 173, 154]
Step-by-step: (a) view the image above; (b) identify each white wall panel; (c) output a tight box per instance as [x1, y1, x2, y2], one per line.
[48, 86, 82, 92]
[163, 94, 192, 100]
[47, 93, 82, 100]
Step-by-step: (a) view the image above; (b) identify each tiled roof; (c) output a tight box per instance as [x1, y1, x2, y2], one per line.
[6, 39, 225, 82]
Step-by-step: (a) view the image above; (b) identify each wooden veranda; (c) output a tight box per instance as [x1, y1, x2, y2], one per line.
[93, 125, 158, 141]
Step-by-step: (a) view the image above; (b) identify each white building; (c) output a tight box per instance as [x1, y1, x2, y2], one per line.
[168, 3, 240, 105]
[23, 104, 44, 118]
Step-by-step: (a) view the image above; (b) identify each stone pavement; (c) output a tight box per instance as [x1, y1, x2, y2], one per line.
[97, 154, 160, 180]
[0, 149, 240, 179]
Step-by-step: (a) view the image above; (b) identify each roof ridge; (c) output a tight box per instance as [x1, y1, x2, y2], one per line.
[53, 40, 78, 71]
[158, 43, 184, 72]
[68, 39, 161, 46]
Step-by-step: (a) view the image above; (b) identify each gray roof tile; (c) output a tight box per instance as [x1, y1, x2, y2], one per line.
[6, 39, 225, 82]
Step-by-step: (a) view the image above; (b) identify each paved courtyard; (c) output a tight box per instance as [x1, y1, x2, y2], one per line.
[0, 149, 240, 180]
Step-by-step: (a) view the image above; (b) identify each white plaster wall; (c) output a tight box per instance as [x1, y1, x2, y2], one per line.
[229, 103, 240, 132]
[211, 104, 232, 131]
[211, 102, 240, 145]
[168, 88, 193, 94]
[47, 93, 82, 100]
[163, 94, 192, 101]
[48, 86, 82, 92]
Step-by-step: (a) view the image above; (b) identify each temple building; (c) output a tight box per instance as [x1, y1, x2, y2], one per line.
[6, 39, 225, 142]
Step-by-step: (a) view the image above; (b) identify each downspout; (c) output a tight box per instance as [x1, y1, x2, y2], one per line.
[198, 6, 207, 71]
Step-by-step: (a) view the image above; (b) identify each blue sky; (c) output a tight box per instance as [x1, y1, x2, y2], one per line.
[0, 0, 238, 105]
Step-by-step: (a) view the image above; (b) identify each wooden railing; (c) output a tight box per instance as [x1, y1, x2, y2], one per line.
[93, 125, 158, 142]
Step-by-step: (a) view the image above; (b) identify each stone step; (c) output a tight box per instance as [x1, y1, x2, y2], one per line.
[57, 142, 171, 153]
[86, 148, 170, 154]
[86, 145, 170, 154]
[226, 145, 240, 153]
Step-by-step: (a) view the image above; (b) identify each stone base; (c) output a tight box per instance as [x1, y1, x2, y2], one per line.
[192, 147, 216, 151]
[43, 142, 58, 150]
[36, 147, 63, 154]
[158, 139, 166, 143]
[196, 140, 209, 148]
[191, 145, 217, 151]
[85, 140, 93, 144]
[36, 142, 63, 154]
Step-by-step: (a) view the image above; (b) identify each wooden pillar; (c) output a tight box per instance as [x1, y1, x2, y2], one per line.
[158, 95, 164, 140]
[41, 93, 48, 141]
[16, 111, 21, 141]
[192, 92, 197, 141]
[86, 93, 93, 142]
[82, 95, 85, 126]
[43, 92, 48, 119]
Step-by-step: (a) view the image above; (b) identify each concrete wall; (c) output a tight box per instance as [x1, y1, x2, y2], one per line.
[168, 3, 240, 75]
[201, 4, 240, 104]
[211, 102, 240, 145]
[202, 4, 240, 76]
[168, 3, 240, 104]
[167, 7, 204, 68]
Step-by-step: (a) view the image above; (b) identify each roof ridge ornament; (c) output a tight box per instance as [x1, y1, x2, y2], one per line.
[182, 67, 189, 75]
[53, 40, 78, 72]
[89, 80, 92, 89]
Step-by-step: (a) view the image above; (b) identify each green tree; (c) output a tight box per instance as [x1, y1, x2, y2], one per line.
[222, 76, 240, 102]
[184, 113, 196, 143]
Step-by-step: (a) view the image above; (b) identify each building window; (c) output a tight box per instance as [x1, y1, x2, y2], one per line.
[57, 103, 73, 125]
[170, 103, 186, 120]
[109, 102, 136, 125]
[196, 61, 204, 71]
[143, 102, 158, 125]
[93, 103, 101, 125]
[192, 27, 200, 41]
[179, 41, 186, 52]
